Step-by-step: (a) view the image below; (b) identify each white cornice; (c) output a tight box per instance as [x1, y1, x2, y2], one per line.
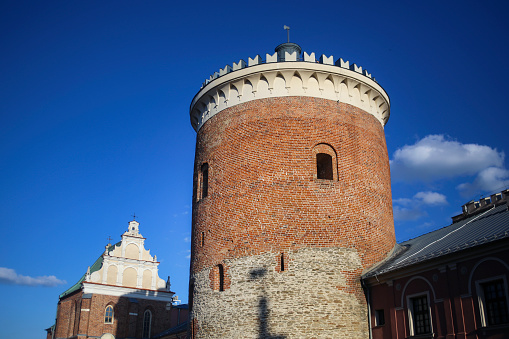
[190, 61, 390, 131]
[82, 282, 174, 302]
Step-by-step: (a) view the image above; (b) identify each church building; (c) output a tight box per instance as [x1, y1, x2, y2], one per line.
[47, 220, 182, 339]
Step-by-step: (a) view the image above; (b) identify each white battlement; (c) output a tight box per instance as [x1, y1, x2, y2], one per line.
[200, 50, 375, 89]
[190, 47, 390, 132]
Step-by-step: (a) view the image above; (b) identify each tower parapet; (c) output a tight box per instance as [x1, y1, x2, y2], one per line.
[190, 44, 390, 131]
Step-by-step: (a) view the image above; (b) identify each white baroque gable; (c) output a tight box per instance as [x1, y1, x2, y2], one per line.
[88, 220, 168, 292]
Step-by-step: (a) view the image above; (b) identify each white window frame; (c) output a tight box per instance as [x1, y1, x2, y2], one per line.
[475, 275, 509, 327]
[407, 291, 433, 337]
[104, 305, 114, 324]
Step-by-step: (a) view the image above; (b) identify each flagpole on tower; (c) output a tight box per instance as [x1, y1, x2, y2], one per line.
[284, 25, 290, 43]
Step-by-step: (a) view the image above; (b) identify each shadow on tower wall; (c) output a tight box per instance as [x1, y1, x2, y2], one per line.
[249, 268, 286, 339]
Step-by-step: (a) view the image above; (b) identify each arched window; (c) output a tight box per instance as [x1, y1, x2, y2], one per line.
[313, 144, 337, 181]
[280, 253, 285, 272]
[199, 163, 209, 200]
[142, 309, 152, 338]
[104, 305, 114, 324]
[74, 300, 81, 335]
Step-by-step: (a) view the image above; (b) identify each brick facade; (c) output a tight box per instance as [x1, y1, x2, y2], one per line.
[367, 243, 509, 339]
[54, 289, 184, 339]
[189, 96, 396, 338]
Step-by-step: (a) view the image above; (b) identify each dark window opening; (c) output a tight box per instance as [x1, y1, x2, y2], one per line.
[280, 253, 285, 271]
[218, 264, 224, 292]
[316, 153, 333, 180]
[200, 232, 205, 247]
[200, 163, 209, 199]
[411, 296, 431, 335]
[189, 280, 194, 311]
[482, 279, 509, 326]
[142, 310, 152, 338]
[375, 309, 385, 326]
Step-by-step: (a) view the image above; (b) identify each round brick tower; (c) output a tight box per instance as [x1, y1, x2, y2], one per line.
[188, 43, 395, 338]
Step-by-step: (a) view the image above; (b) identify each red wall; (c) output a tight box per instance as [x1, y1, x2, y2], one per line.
[369, 247, 509, 339]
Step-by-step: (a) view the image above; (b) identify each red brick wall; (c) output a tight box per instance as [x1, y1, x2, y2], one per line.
[85, 294, 171, 338]
[191, 96, 396, 274]
[55, 291, 83, 338]
[369, 246, 509, 339]
[55, 292, 173, 338]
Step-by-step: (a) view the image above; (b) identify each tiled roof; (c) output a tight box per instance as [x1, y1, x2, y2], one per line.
[363, 202, 509, 278]
[59, 242, 120, 299]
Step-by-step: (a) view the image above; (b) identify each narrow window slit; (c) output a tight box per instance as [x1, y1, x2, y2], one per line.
[218, 264, 224, 292]
[200, 163, 209, 199]
[280, 253, 285, 271]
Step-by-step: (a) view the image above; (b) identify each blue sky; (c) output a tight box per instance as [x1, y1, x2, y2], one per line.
[1, 1, 508, 338]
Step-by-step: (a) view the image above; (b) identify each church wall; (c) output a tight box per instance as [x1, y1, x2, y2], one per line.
[83, 294, 172, 339]
[55, 291, 83, 339]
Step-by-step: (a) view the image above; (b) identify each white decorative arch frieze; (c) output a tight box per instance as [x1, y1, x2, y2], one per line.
[190, 60, 390, 132]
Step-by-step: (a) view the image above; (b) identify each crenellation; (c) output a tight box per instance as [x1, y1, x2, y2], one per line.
[350, 63, 363, 74]
[335, 57, 350, 69]
[201, 50, 378, 94]
[284, 51, 298, 61]
[265, 52, 277, 63]
[232, 59, 246, 71]
[248, 55, 262, 66]
[319, 54, 334, 65]
[219, 65, 232, 76]
[304, 51, 316, 62]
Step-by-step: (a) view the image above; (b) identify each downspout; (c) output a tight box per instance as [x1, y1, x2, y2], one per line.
[362, 278, 373, 339]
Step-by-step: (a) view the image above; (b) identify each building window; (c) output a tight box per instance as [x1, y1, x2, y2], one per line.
[200, 231, 205, 247]
[316, 153, 333, 180]
[199, 163, 209, 200]
[280, 253, 285, 272]
[409, 295, 432, 335]
[142, 310, 152, 338]
[375, 309, 385, 326]
[104, 305, 114, 324]
[218, 264, 224, 292]
[313, 144, 337, 181]
[480, 279, 509, 326]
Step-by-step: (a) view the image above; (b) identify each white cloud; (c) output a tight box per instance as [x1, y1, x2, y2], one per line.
[457, 167, 509, 197]
[414, 191, 448, 205]
[393, 191, 447, 221]
[184, 237, 191, 243]
[0, 267, 66, 287]
[185, 249, 191, 259]
[390, 135, 505, 182]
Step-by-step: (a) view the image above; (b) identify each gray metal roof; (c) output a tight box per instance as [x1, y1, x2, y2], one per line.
[152, 321, 188, 338]
[363, 202, 509, 278]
